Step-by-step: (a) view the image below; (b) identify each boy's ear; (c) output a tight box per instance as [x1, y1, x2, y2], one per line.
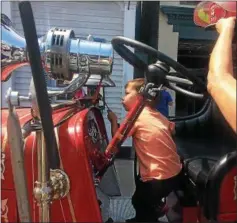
[138, 86, 145, 94]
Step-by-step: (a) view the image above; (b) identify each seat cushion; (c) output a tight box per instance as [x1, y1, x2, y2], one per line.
[175, 136, 237, 220]
[175, 137, 235, 205]
[175, 137, 235, 160]
[171, 97, 237, 220]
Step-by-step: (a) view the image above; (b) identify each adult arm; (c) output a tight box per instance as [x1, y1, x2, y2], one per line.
[167, 92, 173, 106]
[108, 111, 136, 138]
[208, 17, 236, 133]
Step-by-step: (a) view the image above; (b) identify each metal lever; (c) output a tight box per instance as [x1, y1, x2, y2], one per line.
[47, 74, 89, 97]
[6, 89, 32, 222]
[104, 101, 111, 112]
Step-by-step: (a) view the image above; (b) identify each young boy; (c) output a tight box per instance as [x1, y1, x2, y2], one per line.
[107, 78, 182, 222]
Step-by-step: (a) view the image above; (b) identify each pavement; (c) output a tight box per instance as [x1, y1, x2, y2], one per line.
[99, 159, 170, 223]
[114, 159, 136, 197]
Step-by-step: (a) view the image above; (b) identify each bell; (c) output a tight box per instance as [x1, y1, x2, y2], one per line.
[1, 13, 114, 82]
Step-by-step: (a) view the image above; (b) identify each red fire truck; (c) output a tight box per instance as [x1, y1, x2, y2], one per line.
[1, 1, 236, 222]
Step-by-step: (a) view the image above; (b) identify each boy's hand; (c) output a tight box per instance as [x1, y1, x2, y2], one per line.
[107, 111, 119, 137]
[107, 111, 118, 123]
[216, 17, 236, 34]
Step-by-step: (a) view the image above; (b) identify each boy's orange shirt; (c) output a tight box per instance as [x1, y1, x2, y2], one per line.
[128, 106, 182, 182]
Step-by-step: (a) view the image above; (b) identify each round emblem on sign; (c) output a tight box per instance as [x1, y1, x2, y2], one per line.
[88, 119, 99, 144]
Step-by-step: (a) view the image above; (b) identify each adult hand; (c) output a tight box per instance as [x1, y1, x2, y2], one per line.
[215, 17, 236, 34]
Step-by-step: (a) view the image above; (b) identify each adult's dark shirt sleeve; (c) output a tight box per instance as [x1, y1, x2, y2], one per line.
[167, 92, 173, 103]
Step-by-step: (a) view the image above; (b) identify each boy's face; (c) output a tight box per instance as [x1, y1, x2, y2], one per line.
[122, 84, 138, 111]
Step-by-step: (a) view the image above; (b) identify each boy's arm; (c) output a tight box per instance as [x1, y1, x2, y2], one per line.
[111, 122, 136, 138]
[108, 111, 136, 138]
[111, 121, 119, 137]
[171, 128, 176, 136]
[107, 111, 119, 137]
[169, 121, 176, 136]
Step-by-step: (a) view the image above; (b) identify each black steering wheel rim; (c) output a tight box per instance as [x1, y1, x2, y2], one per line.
[111, 36, 207, 93]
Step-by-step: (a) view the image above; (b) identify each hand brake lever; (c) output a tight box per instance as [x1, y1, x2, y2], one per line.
[104, 101, 112, 112]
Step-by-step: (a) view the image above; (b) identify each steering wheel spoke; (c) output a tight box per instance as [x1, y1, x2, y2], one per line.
[111, 36, 207, 100]
[165, 75, 193, 86]
[168, 83, 204, 99]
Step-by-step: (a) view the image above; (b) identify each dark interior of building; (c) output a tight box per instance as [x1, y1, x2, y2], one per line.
[176, 39, 212, 116]
[176, 40, 237, 117]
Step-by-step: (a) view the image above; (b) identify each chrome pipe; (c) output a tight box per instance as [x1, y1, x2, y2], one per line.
[36, 130, 43, 221]
[46, 73, 89, 97]
[40, 132, 50, 222]
[6, 90, 32, 222]
[34, 130, 51, 222]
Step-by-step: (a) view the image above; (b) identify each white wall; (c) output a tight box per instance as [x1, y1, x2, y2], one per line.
[1, 1, 12, 108]
[160, 1, 180, 6]
[121, 1, 136, 147]
[158, 8, 179, 117]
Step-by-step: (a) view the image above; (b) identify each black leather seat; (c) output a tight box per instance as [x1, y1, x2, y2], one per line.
[170, 97, 237, 220]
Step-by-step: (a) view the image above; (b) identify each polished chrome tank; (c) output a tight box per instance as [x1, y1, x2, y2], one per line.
[1, 13, 114, 82]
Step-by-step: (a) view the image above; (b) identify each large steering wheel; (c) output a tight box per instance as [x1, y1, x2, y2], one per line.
[111, 36, 208, 99]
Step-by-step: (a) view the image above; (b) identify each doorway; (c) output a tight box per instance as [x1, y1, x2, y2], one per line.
[176, 39, 214, 116]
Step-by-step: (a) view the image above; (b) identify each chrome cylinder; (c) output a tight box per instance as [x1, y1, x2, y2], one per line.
[1, 14, 114, 82]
